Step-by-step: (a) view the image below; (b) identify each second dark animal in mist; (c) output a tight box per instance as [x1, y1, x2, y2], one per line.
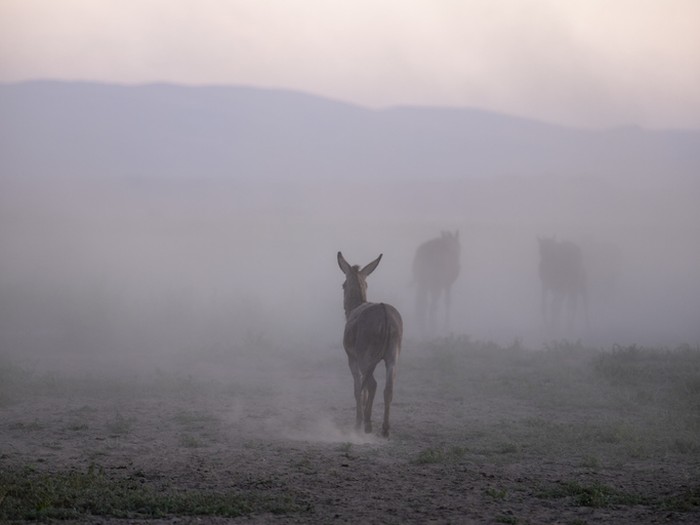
[538, 236, 589, 333]
[412, 231, 461, 335]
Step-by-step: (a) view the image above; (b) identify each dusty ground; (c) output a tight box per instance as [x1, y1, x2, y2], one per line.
[2, 339, 699, 524]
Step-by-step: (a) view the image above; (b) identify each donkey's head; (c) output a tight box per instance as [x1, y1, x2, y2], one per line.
[337, 251, 382, 318]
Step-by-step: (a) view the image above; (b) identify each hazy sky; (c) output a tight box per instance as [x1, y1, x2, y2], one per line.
[1, 0, 699, 128]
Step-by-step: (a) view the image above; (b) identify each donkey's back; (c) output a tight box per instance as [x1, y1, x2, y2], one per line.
[344, 302, 403, 369]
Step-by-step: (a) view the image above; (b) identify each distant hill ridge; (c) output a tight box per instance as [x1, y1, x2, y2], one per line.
[1, 80, 698, 181]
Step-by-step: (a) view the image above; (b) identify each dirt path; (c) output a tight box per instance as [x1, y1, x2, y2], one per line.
[2, 341, 699, 523]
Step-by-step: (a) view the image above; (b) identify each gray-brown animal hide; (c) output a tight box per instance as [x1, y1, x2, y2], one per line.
[337, 251, 403, 437]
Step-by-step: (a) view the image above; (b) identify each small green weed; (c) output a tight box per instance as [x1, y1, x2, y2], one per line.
[670, 438, 700, 454]
[9, 420, 43, 431]
[544, 339, 586, 353]
[496, 442, 519, 454]
[660, 485, 700, 511]
[415, 448, 444, 464]
[486, 487, 508, 500]
[179, 434, 204, 448]
[579, 455, 601, 469]
[413, 446, 467, 464]
[337, 442, 353, 458]
[106, 412, 134, 436]
[173, 410, 218, 429]
[66, 423, 89, 432]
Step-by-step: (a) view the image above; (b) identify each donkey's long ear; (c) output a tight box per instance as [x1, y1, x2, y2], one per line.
[337, 251, 352, 274]
[361, 254, 383, 277]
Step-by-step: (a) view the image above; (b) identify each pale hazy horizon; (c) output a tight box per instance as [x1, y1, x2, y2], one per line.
[1, 0, 699, 129]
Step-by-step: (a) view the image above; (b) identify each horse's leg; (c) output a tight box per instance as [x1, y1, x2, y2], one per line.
[428, 289, 439, 334]
[416, 284, 427, 333]
[567, 292, 577, 333]
[363, 371, 377, 434]
[443, 285, 452, 331]
[552, 292, 564, 333]
[582, 288, 590, 330]
[382, 360, 397, 437]
[347, 356, 363, 431]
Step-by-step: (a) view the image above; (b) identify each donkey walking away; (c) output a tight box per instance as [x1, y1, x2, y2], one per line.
[337, 252, 403, 437]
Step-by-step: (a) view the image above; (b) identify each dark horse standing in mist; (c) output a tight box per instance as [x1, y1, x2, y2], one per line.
[538, 237, 589, 333]
[337, 252, 403, 437]
[412, 231, 461, 334]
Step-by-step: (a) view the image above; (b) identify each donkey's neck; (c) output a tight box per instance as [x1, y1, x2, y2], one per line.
[343, 292, 366, 319]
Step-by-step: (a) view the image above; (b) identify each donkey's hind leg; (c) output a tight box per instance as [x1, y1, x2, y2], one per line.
[363, 372, 377, 434]
[347, 357, 363, 431]
[382, 360, 397, 437]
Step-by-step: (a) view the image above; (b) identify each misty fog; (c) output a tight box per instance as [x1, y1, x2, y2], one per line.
[0, 84, 700, 374]
[1, 174, 699, 377]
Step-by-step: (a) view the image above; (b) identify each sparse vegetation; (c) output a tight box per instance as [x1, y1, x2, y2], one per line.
[337, 442, 353, 458]
[494, 442, 520, 455]
[173, 409, 219, 428]
[1, 340, 698, 522]
[579, 455, 601, 469]
[660, 486, 700, 512]
[537, 479, 700, 513]
[106, 411, 134, 436]
[179, 434, 203, 448]
[414, 447, 445, 464]
[66, 423, 89, 432]
[486, 487, 508, 500]
[414, 445, 467, 464]
[8, 420, 44, 432]
[0, 464, 310, 521]
[538, 480, 645, 508]
[594, 344, 700, 406]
